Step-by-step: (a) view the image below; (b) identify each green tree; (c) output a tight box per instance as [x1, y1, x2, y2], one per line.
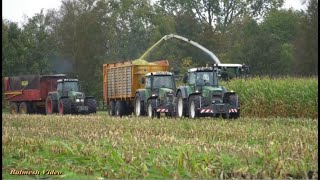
[293, 0, 318, 75]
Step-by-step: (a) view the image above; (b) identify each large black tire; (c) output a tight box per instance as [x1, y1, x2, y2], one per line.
[176, 91, 186, 118]
[188, 96, 200, 119]
[156, 111, 160, 119]
[115, 101, 125, 116]
[58, 98, 72, 115]
[134, 93, 145, 116]
[10, 102, 19, 114]
[85, 98, 97, 114]
[19, 102, 32, 114]
[229, 94, 240, 119]
[108, 101, 115, 116]
[121, 101, 129, 115]
[147, 100, 154, 118]
[147, 100, 160, 119]
[46, 96, 57, 114]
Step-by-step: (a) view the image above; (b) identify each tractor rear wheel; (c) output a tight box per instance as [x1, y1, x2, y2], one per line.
[108, 101, 115, 116]
[188, 96, 200, 119]
[10, 102, 19, 114]
[85, 98, 97, 114]
[59, 98, 72, 115]
[46, 96, 57, 114]
[19, 102, 32, 114]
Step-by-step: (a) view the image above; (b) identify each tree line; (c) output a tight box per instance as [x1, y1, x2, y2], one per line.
[2, 0, 318, 101]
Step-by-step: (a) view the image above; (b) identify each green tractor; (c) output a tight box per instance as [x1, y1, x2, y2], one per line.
[175, 64, 240, 119]
[46, 79, 97, 115]
[134, 72, 176, 118]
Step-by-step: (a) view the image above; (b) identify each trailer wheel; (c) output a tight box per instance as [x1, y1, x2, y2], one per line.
[115, 101, 125, 116]
[176, 91, 186, 118]
[108, 101, 115, 116]
[85, 98, 97, 114]
[19, 102, 31, 114]
[59, 98, 71, 115]
[46, 96, 57, 114]
[10, 102, 19, 114]
[188, 96, 200, 119]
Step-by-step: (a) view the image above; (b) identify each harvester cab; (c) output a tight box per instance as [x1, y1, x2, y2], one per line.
[176, 64, 240, 119]
[46, 78, 97, 115]
[135, 71, 176, 118]
[218, 64, 250, 81]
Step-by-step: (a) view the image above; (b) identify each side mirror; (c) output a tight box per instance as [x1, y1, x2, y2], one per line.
[141, 77, 145, 84]
[183, 74, 188, 84]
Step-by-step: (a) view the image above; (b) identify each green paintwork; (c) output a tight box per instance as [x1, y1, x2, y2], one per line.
[158, 88, 174, 100]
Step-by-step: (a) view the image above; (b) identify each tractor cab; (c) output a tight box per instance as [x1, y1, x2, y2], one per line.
[143, 71, 176, 97]
[218, 64, 249, 81]
[57, 79, 80, 92]
[183, 67, 219, 87]
[57, 79, 84, 101]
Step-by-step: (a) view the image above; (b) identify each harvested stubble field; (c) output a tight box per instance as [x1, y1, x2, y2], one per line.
[2, 114, 318, 179]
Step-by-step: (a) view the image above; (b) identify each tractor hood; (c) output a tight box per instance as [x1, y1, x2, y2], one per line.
[202, 86, 223, 92]
[159, 88, 174, 97]
[200, 86, 224, 98]
[157, 88, 175, 104]
[152, 88, 174, 98]
[68, 91, 85, 99]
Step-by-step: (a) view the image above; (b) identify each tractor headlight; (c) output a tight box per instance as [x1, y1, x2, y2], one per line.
[76, 99, 80, 102]
[80, 99, 84, 102]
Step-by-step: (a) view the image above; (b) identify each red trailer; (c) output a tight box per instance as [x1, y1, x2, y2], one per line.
[4, 74, 66, 114]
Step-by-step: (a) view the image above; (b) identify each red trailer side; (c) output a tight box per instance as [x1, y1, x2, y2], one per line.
[4, 74, 66, 114]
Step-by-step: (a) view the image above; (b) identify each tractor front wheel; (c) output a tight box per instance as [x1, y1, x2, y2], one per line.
[188, 96, 200, 119]
[134, 94, 145, 116]
[147, 100, 154, 118]
[176, 91, 186, 118]
[228, 94, 240, 119]
[59, 98, 72, 115]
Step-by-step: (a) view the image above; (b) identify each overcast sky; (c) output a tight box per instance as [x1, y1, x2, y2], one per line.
[2, 0, 308, 26]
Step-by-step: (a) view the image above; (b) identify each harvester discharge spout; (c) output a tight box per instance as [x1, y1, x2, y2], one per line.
[139, 34, 221, 64]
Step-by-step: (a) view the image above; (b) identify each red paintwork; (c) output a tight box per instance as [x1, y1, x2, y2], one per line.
[4, 75, 65, 103]
[4, 77, 9, 91]
[5, 90, 42, 102]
